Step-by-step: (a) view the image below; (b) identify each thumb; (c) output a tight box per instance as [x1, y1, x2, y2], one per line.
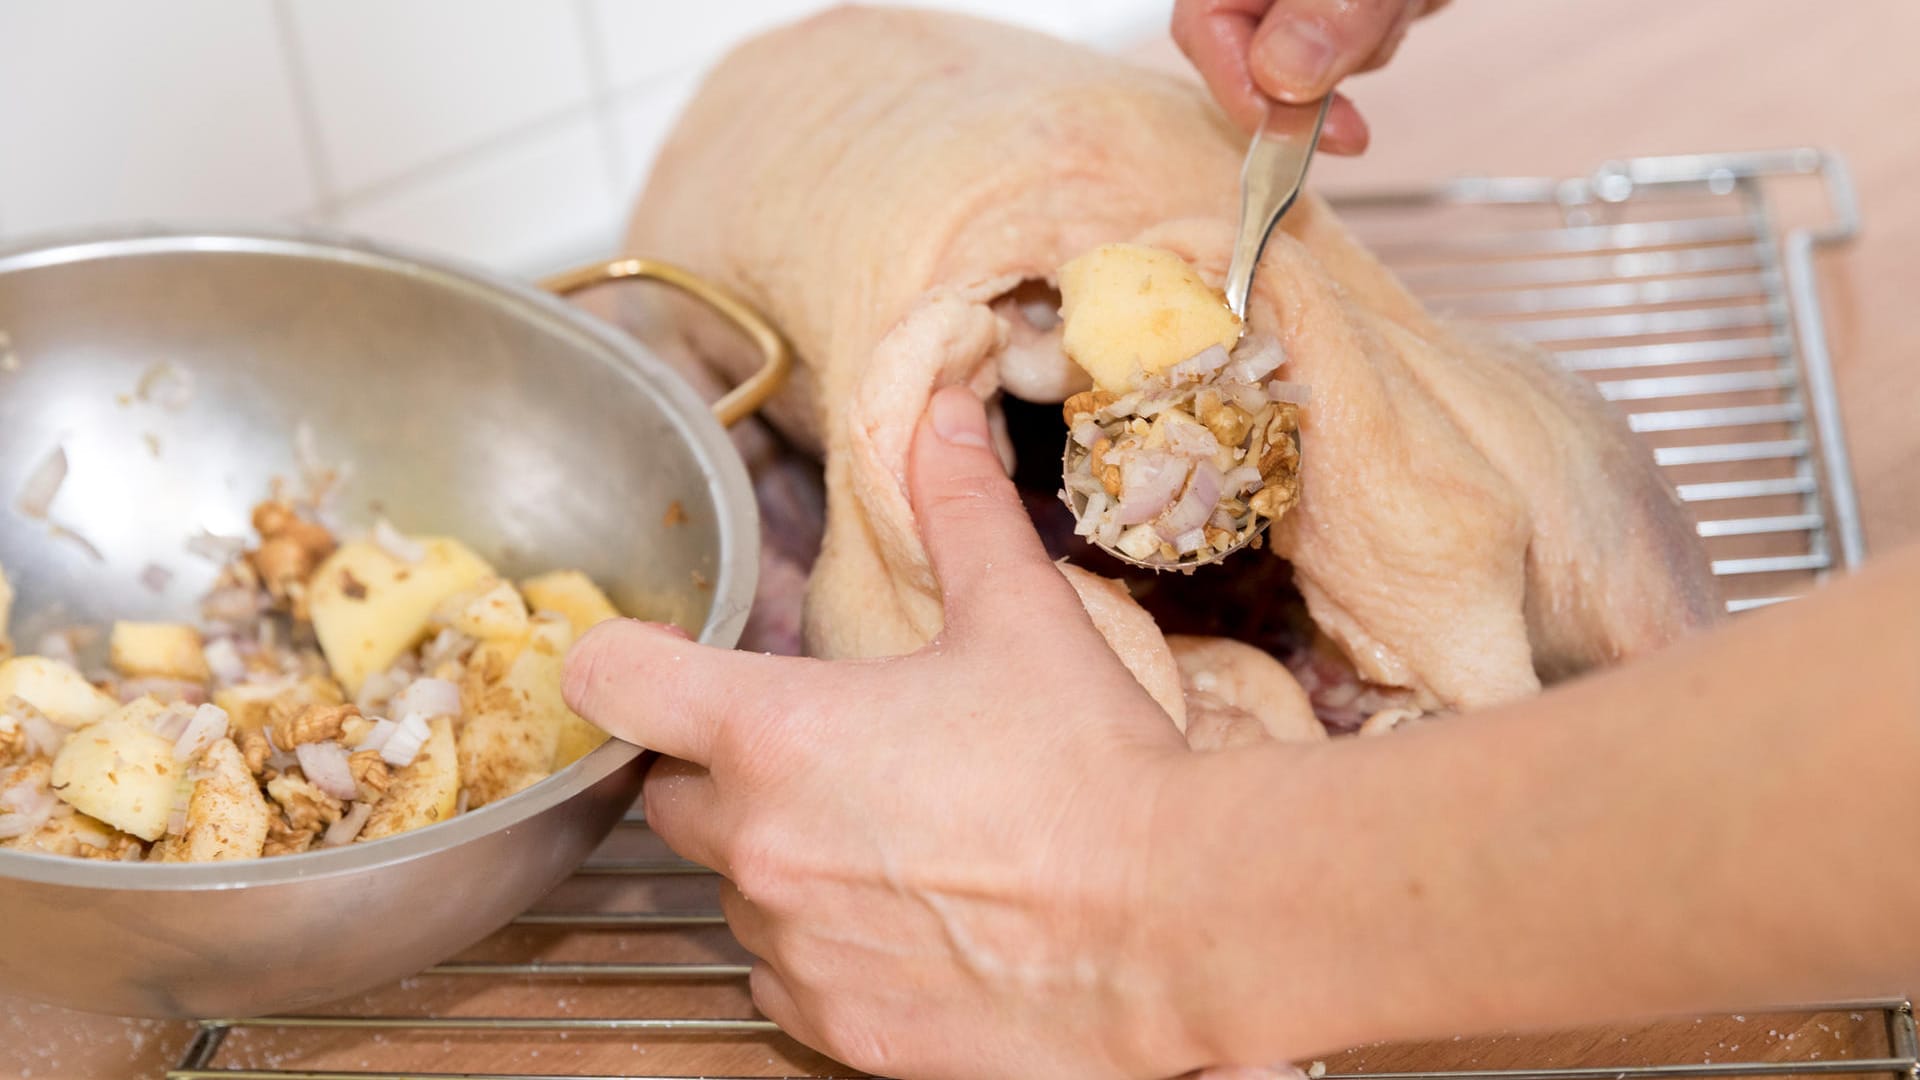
[1249, 0, 1409, 103]
[909, 386, 1083, 633]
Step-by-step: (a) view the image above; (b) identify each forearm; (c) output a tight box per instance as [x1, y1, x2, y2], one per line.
[1160, 544, 1920, 1063]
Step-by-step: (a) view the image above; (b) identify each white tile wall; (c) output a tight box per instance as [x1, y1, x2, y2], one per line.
[0, 0, 1162, 276]
[0, 0, 316, 236]
[287, 0, 595, 194]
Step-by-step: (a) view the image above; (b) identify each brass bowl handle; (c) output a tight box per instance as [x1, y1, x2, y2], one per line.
[542, 257, 791, 428]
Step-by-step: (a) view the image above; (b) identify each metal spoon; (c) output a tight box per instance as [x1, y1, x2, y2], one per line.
[1062, 100, 1329, 573]
[1223, 97, 1335, 321]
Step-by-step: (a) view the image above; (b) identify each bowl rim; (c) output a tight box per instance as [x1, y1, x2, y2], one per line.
[0, 222, 760, 890]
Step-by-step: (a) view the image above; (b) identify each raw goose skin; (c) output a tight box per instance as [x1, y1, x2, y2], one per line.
[625, 5, 1716, 726]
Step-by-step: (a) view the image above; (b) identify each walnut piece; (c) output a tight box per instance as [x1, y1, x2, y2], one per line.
[238, 728, 272, 776]
[270, 701, 358, 750]
[349, 750, 390, 802]
[1061, 389, 1118, 425]
[248, 499, 337, 616]
[266, 770, 343, 831]
[1249, 481, 1298, 520]
[262, 812, 318, 857]
[1200, 399, 1253, 447]
[73, 833, 145, 861]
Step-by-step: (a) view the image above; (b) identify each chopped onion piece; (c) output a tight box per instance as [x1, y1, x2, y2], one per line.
[1266, 380, 1313, 405]
[1172, 527, 1209, 555]
[1069, 419, 1105, 448]
[48, 523, 104, 563]
[139, 563, 174, 593]
[149, 702, 194, 741]
[355, 667, 413, 713]
[1169, 344, 1232, 383]
[1222, 382, 1267, 413]
[173, 704, 230, 761]
[1224, 333, 1285, 383]
[419, 628, 474, 673]
[204, 638, 246, 685]
[16, 447, 67, 519]
[1113, 452, 1188, 525]
[1158, 413, 1219, 458]
[1222, 465, 1263, 498]
[186, 530, 248, 564]
[33, 632, 77, 669]
[371, 517, 426, 565]
[1062, 470, 1105, 498]
[323, 801, 373, 846]
[354, 718, 398, 754]
[296, 740, 358, 801]
[380, 714, 431, 768]
[391, 676, 459, 724]
[1155, 462, 1223, 541]
[21, 714, 66, 758]
[1072, 492, 1110, 538]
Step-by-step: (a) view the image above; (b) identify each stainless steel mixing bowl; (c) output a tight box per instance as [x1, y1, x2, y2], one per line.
[0, 226, 787, 1018]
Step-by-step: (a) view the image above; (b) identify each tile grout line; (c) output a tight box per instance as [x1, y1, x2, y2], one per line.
[571, 0, 628, 202]
[270, 0, 340, 224]
[327, 63, 699, 221]
[325, 97, 599, 215]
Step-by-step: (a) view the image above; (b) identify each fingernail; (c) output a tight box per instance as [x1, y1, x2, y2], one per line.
[928, 385, 990, 448]
[1257, 17, 1336, 102]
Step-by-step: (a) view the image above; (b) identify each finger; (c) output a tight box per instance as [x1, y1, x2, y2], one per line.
[910, 386, 1084, 629]
[717, 878, 775, 959]
[563, 618, 817, 766]
[1171, 0, 1272, 133]
[1316, 92, 1369, 155]
[1248, 0, 1413, 104]
[640, 755, 729, 872]
[750, 961, 827, 1052]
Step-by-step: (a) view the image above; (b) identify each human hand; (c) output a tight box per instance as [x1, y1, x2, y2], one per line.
[565, 387, 1221, 1078]
[1171, 0, 1449, 153]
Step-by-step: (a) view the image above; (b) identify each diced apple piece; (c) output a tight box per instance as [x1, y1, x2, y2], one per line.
[0, 656, 118, 728]
[50, 710, 180, 841]
[5, 809, 139, 859]
[459, 616, 583, 807]
[1058, 243, 1242, 393]
[360, 715, 458, 841]
[431, 578, 530, 643]
[108, 621, 211, 682]
[519, 570, 622, 639]
[308, 537, 494, 696]
[151, 737, 270, 862]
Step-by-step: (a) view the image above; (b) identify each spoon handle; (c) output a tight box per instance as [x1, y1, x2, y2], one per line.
[1222, 97, 1334, 321]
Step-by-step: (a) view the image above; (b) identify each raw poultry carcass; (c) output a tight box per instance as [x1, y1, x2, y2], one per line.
[621, 5, 1717, 739]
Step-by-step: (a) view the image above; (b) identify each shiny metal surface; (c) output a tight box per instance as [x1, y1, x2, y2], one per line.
[1222, 97, 1334, 321]
[0, 225, 764, 1018]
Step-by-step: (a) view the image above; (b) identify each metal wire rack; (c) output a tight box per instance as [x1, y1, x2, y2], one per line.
[168, 150, 1883, 1080]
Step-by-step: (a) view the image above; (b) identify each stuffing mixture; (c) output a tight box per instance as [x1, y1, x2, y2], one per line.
[0, 490, 624, 862]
